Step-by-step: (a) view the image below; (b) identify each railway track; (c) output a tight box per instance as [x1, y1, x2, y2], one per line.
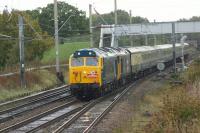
[0, 85, 69, 111]
[83, 84, 134, 133]
[0, 91, 72, 124]
[51, 82, 136, 133]
[0, 82, 137, 133]
[0, 99, 81, 133]
[0, 85, 72, 129]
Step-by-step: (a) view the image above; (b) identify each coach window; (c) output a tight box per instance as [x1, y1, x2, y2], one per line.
[71, 58, 84, 66]
[86, 57, 98, 66]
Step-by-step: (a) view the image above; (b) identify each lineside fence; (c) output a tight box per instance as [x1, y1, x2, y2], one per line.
[0, 63, 68, 77]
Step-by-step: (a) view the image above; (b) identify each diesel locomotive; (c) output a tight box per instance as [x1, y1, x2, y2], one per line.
[69, 43, 192, 100]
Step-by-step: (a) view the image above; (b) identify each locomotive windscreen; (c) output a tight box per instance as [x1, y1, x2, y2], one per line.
[71, 58, 84, 66]
[86, 57, 98, 66]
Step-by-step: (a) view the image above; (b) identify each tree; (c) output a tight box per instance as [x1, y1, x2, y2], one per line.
[26, 2, 89, 37]
[92, 10, 149, 26]
[0, 10, 53, 68]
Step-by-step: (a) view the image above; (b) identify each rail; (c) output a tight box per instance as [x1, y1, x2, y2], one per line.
[0, 100, 77, 133]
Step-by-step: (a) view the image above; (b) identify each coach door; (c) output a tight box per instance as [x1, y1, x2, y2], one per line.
[115, 58, 118, 80]
[117, 56, 121, 80]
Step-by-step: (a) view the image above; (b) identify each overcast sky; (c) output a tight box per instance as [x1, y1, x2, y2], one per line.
[0, 0, 200, 22]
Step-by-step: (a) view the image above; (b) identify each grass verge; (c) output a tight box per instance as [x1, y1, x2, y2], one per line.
[113, 58, 200, 133]
[0, 69, 58, 102]
[42, 41, 90, 63]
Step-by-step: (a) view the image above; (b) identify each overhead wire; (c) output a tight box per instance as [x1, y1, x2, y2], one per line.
[23, 16, 43, 40]
[93, 7, 108, 25]
[92, 5, 117, 42]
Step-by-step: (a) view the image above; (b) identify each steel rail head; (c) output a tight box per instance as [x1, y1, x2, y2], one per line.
[52, 97, 105, 133]
[0, 87, 70, 115]
[0, 100, 76, 133]
[0, 94, 73, 124]
[27, 106, 83, 133]
[83, 83, 136, 133]
[52, 89, 127, 133]
[0, 85, 69, 109]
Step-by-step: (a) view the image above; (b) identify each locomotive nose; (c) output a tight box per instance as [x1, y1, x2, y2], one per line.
[70, 68, 100, 84]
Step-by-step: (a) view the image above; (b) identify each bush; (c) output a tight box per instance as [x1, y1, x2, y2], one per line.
[145, 59, 200, 133]
[145, 87, 200, 133]
[184, 59, 200, 83]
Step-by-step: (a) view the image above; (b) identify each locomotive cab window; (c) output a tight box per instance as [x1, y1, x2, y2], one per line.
[86, 57, 98, 66]
[71, 58, 84, 67]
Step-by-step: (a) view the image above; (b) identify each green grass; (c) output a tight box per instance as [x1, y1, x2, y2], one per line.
[0, 69, 58, 102]
[0, 42, 88, 101]
[42, 41, 90, 63]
